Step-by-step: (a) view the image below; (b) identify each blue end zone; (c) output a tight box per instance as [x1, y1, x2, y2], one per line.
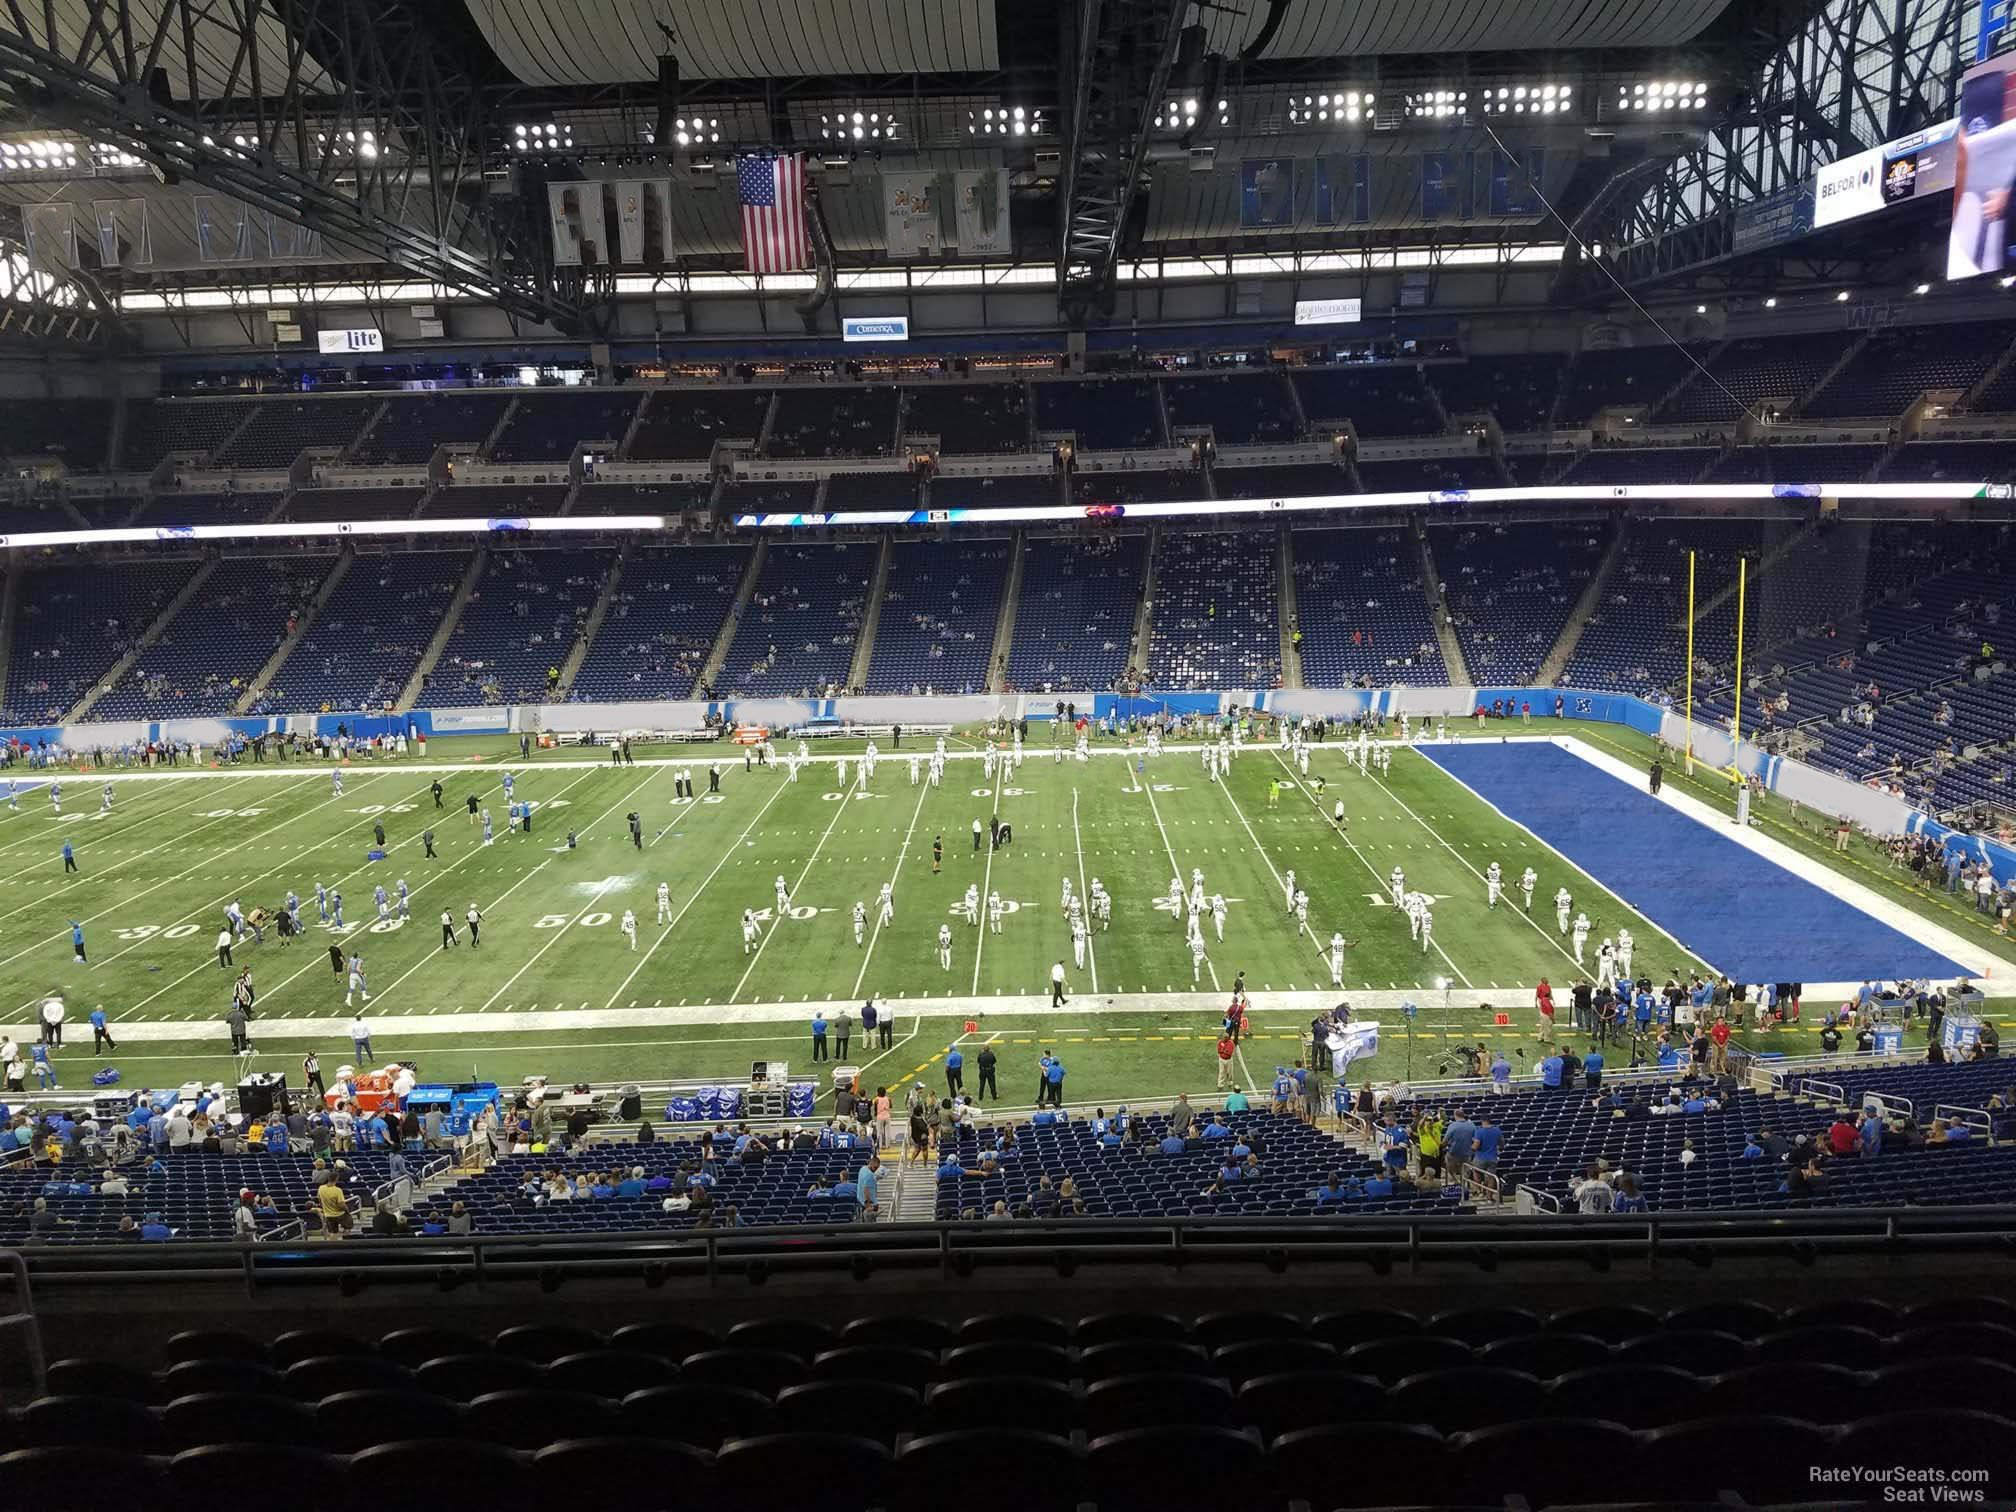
[1419, 742, 1969, 983]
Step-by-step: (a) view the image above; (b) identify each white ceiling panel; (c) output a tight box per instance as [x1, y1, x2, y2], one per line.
[1195, 0, 1731, 57]
[466, 0, 998, 84]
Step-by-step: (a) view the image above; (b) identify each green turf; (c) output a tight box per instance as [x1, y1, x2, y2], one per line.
[1, 724, 2000, 1102]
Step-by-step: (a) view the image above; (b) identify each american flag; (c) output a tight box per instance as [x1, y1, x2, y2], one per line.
[737, 152, 810, 274]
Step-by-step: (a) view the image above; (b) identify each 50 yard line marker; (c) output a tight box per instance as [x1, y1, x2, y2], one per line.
[1069, 782, 1100, 994]
[1141, 774, 1220, 994]
[730, 764, 864, 1001]
[605, 772, 798, 1010]
[851, 775, 933, 1001]
[476, 766, 669, 1013]
[968, 751, 1009, 994]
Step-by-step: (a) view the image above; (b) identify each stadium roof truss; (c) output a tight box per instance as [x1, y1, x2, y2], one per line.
[0, 223, 115, 346]
[1600, 0, 1976, 289]
[0, 0, 607, 331]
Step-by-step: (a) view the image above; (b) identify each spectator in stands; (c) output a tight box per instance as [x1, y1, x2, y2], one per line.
[1571, 1167, 1615, 1213]
[1828, 1116, 1862, 1158]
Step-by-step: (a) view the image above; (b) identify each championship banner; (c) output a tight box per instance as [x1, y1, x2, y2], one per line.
[953, 167, 1011, 256]
[613, 180, 672, 265]
[548, 182, 606, 266]
[883, 170, 943, 257]
[21, 204, 77, 271]
[92, 199, 153, 268]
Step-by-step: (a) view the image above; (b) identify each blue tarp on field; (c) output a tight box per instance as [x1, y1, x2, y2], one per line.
[1421, 741, 1970, 982]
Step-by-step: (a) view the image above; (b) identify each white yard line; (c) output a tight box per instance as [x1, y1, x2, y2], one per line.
[108, 775, 454, 1013]
[851, 777, 933, 1001]
[1141, 777, 1221, 994]
[604, 776, 798, 1010]
[0, 773, 382, 978]
[364, 860, 553, 1004]
[1069, 783, 1101, 994]
[248, 766, 607, 1010]
[1210, 759, 1334, 981]
[729, 763, 862, 1002]
[967, 757, 1009, 994]
[0, 776, 279, 926]
[475, 767, 669, 1012]
[0, 773, 260, 867]
[1266, 749, 1475, 990]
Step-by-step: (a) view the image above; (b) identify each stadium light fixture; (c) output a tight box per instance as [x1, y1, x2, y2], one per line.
[511, 122, 574, 153]
[1481, 83, 1572, 116]
[821, 111, 896, 143]
[1288, 90, 1375, 125]
[1763, 296, 1778, 308]
[666, 116, 724, 147]
[1405, 90, 1467, 119]
[2001, 275, 2016, 289]
[1915, 282, 1932, 295]
[1695, 303, 1707, 314]
[1836, 290, 1850, 301]
[968, 106, 1045, 137]
[1620, 80, 1709, 112]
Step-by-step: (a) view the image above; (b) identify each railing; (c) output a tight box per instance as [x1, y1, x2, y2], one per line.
[1801, 1077, 1848, 1106]
[369, 1154, 451, 1207]
[1935, 1103, 1994, 1137]
[257, 1217, 305, 1244]
[13, 1206, 2016, 1297]
[1865, 1090, 1914, 1121]
[1514, 1184, 1562, 1214]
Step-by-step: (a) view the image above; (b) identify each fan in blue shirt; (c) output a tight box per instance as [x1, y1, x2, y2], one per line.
[1158, 1135, 1188, 1155]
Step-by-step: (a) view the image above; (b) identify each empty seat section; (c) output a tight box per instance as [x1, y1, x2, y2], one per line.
[1146, 529, 1280, 689]
[1427, 355, 1567, 432]
[1293, 527, 1447, 686]
[255, 551, 470, 713]
[1559, 447, 1716, 485]
[1032, 380, 1164, 449]
[93, 556, 335, 717]
[489, 390, 642, 463]
[1658, 332, 1848, 424]
[865, 539, 1009, 693]
[119, 399, 262, 469]
[1071, 468, 1206, 504]
[1213, 463, 1347, 500]
[1432, 520, 1607, 685]
[1354, 457, 1500, 493]
[427, 549, 611, 706]
[2, 560, 199, 724]
[718, 542, 869, 696]
[720, 480, 821, 518]
[0, 397, 112, 467]
[627, 387, 774, 460]
[933, 473, 1061, 510]
[1882, 440, 2016, 481]
[1557, 345, 1705, 423]
[214, 399, 374, 468]
[902, 382, 1030, 452]
[570, 543, 750, 701]
[284, 488, 425, 523]
[766, 387, 900, 458]
[1291, 367, 1441, 436]
[1808, 321, 2016, 418]
[1006, 534, 1145, 692]
[418, 485, 570, 518]
[572, 482, 715, 515]
[354, 392, 516, 464]
[129, 492, 281, 527]
[1162, 373, 1299, 444]
[825, 473, 921, 510]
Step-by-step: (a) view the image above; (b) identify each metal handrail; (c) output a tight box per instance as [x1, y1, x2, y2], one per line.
[13, 1203, 2016, 1297]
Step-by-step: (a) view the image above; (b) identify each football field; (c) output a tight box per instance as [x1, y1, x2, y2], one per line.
[0, 727, 2000, 1104]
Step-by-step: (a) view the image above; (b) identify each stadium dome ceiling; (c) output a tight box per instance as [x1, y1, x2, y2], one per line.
[465, 0, 1736, 86]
